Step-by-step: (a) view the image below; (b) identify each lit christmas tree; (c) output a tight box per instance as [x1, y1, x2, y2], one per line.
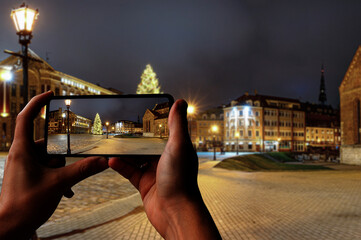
[136, 64, 162, 94]
[93, 113, 103, 135]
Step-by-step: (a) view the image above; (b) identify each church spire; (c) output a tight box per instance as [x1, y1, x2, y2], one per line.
[318, 64, 327, 105]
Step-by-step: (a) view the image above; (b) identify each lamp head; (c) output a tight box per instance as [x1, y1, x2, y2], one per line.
[11, 4, 39, 34]
[65, 99, 71, 107]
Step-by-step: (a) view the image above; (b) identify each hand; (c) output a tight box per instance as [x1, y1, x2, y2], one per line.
[109, 99, 221, 239]
[0, 91, 109, 239]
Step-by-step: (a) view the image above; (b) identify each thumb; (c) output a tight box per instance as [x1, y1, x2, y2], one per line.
[168, 99, 190, 143]
[59, 157, 109, 188]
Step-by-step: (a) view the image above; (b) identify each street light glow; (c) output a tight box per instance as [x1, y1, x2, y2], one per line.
[106, 122, 109, 126]
[187, 105, 195, 115]
[243, 106, 250, 117]
[211, 125, 218, 133]
[0, 69, 12, 82]
[11, 4, 39, 32]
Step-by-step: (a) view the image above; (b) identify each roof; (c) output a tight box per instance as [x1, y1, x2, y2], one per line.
[226, 93, 301, 110]
[153, 102, 169, 111]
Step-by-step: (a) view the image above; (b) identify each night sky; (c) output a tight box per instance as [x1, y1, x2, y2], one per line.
[1, 0, 361, 110]
[49, 96, 171, 123]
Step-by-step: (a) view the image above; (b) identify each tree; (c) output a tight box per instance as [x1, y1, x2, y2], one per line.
[93, 113, 103, 135]
[136, 64, 162, 94]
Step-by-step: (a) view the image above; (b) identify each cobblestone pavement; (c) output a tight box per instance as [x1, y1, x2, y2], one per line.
[47, 134, 167, 155]
[34, 157, 361, 240]
[49, 168, 138, 222]
[81, 137, 167, 155]
[47, 134, 105, 154]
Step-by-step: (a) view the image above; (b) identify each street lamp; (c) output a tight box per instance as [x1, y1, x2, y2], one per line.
[235, 132, 240, 155]
[0, 68, 12, 118]
[187, 105, 195, 144]
[65, 99, 71, 154]
[211, 125, 218, 160]
[159, 124, 162, 138]
[11, 3, 39, 104]
[106, 122, 109, 139]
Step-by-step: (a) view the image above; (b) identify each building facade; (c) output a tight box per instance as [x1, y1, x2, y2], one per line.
[195, 107, 224, 151]
[339, 46, 361, 165]
[224, 93, 306, 152]
[48, 108, 92, 134]
[142, 102, 169, 137]
[0, 49, 117, 150]
[303, 103, 340, 151]
[114, 120, 142, 134]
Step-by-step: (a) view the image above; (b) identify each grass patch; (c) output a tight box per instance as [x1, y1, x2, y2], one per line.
[266, 152, 295, 163]
[215, 154, 330, 172]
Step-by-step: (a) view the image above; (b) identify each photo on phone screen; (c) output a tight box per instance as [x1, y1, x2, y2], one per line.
[45, 94, 174, 156]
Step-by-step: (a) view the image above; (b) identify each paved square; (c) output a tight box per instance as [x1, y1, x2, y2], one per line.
[35, 158, 361, 240]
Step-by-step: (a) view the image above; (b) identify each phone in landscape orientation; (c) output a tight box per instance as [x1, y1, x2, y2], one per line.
[44, 94, 174, 157]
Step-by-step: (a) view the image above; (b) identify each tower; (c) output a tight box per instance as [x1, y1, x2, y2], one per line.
[318, 64, 327, 105]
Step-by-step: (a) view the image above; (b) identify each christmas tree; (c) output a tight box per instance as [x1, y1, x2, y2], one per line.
[136, 64, 162, 94]
[93, 113, 103, 135]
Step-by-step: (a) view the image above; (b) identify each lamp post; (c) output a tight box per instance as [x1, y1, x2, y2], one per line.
[106, 122, 109, 139]
[159, 124, 162, 138]
[187, 105, 195, 142]
[65, 99, 71, 154]
[235, 132, 240, 155]
[211, 125, 218, 160]
[11, 4, 39, 104]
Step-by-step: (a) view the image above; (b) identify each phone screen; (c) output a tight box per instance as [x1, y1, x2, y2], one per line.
[45, 94, 174, 156]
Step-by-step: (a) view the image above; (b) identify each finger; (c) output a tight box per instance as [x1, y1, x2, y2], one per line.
[35, 139, 66, 168]
[59, 156, 109, 188]
[168, 99, 190, 143]
[108, 157, 143, 190]
[14, 91, 54, 142]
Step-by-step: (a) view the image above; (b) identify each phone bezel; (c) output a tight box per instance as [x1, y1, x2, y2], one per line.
[44, 94, 174, 157]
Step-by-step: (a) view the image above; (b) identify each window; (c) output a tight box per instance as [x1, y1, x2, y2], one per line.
[248, 130, 252, 137]
[256, 121, 259, 127]
[239, 111, 243, 116]
[255, 111, 259, 116]
[240, 130, 243, 136]
[256, 131, 259, 137]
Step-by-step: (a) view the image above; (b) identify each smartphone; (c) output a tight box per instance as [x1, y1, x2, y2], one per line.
[45, 94, 174, 157]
